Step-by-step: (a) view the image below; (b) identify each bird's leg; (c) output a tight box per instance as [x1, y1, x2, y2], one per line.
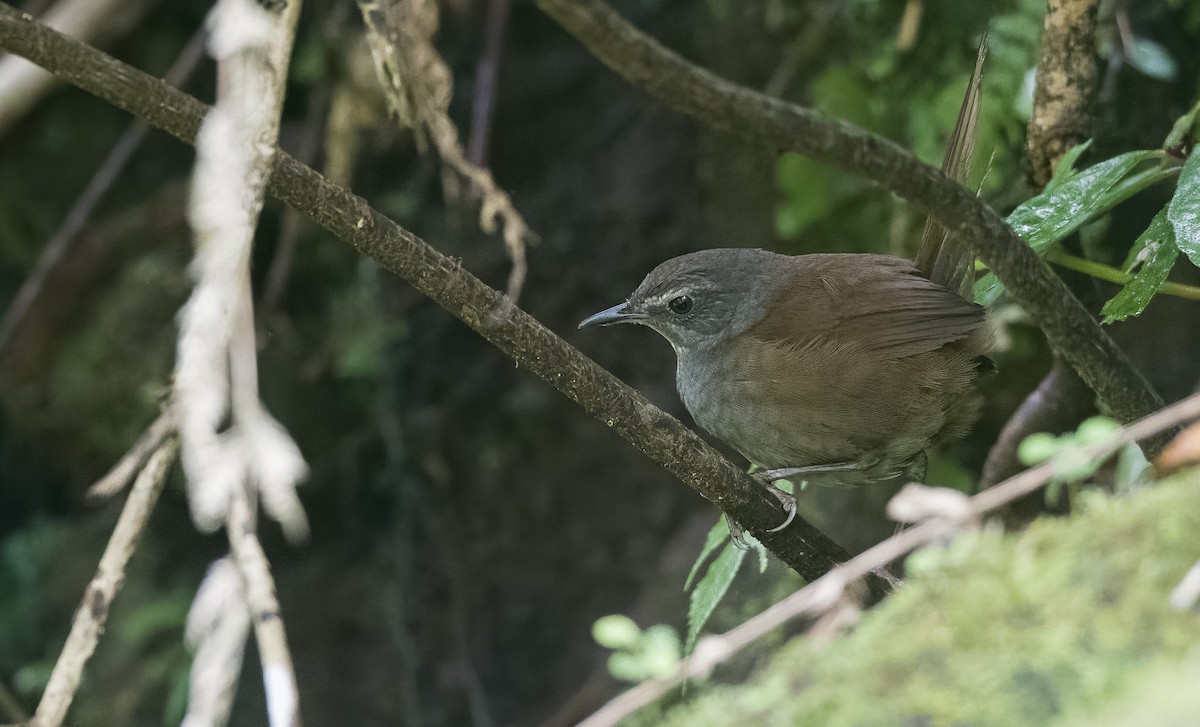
[755, 460, 864, 483]
[753, 461, 863, 534]
[725, 462, 865, 543]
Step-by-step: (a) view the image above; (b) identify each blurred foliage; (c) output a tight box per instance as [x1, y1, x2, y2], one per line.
[45, 253, 185, 460]
[592, 614, 682, 682]
[775, 0, 1044, 251]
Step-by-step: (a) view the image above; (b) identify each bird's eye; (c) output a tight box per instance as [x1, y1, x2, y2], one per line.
[668, 295, 693, 314]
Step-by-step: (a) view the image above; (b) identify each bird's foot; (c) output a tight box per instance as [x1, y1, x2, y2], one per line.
[725, 490, 795, 546]
[725, 514, 751, 550]
[727, 463, 862, 543]
[748, 461, 863, 535]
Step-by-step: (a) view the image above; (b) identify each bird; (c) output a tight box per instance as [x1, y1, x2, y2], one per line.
[578, 37, 993, 538]
[578, 249, 994, 534]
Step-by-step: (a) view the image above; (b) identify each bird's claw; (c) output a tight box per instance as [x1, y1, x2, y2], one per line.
[725, 484, 798, 545]
[766, 496, 797, 533]
[725, 515, 751, 550]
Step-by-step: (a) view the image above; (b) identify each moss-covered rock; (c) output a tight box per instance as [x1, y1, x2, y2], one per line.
[653, 472, 1200, 726]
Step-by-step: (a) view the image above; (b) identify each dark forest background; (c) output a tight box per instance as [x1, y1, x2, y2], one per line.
[1, 0, 1199, 724]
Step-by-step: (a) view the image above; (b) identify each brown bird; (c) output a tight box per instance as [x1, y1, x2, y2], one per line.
[579, 249, 993, 529]
[579, 38, 993, 536]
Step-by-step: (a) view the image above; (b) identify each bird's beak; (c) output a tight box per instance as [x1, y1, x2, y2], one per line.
[578, 302, 644, 329]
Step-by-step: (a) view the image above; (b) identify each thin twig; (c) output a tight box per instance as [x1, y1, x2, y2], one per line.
[87, 407, 175, 498]
[576, 391, 1200, 727]
[30, 439, 177, 727]
[357, 0, 534, 303]
[1046, 247, 1200, 301]
[467, 0, 510, 167]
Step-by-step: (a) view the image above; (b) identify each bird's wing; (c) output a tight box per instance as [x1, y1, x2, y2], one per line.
[748, 254, 986, 359]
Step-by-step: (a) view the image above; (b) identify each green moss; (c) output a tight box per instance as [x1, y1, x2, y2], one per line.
[655, 473, 1200, 727]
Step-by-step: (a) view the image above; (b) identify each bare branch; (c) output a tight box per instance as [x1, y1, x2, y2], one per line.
[30, 439, 177, 727]
[173, 4, 307, 724]
[87, 406, 175, 498]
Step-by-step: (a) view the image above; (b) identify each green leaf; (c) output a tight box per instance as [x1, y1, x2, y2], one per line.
[1076, 416, 1121, 446]
[684, 518, 732, 592]
[1164, 99, 1200, 150]
[976, 151, 1175, 305]
[592, 614, 641, 650]
[1043, 140, 1092, 195]
[1126, 37, 1178, 81]
[1167, 149, 1200, 267]
[641, 625, 683, 679]
[1102, 207, 1179, 323]
[685, 541, 746, 654]
[1018, 432, 1059, 465]
[607, 651, 650, 682]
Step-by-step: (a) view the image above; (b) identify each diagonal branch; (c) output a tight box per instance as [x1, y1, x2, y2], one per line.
[0, 3, 878, 591]
[531, 0, 1169, 452]
[31, 439, 177, 727]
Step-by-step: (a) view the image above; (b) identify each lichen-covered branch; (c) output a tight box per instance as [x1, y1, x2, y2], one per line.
[1026, 0, 1099, 187]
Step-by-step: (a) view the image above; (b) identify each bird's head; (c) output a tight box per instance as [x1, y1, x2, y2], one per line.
[578, 248, 784, 352]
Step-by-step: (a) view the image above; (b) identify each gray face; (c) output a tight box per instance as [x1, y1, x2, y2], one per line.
[578, 248, 784, 352]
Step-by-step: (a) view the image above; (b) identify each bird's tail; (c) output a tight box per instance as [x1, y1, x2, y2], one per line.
[915, 31, 988, 300]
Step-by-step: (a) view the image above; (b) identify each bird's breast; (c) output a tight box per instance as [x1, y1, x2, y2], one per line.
[672, 338, 964, 482]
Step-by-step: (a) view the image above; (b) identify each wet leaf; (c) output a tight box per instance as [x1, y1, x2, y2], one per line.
[977, 151, 1174, 304]
[1102, 207, 1179, 323]
[1167, 149, 1200, 267]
